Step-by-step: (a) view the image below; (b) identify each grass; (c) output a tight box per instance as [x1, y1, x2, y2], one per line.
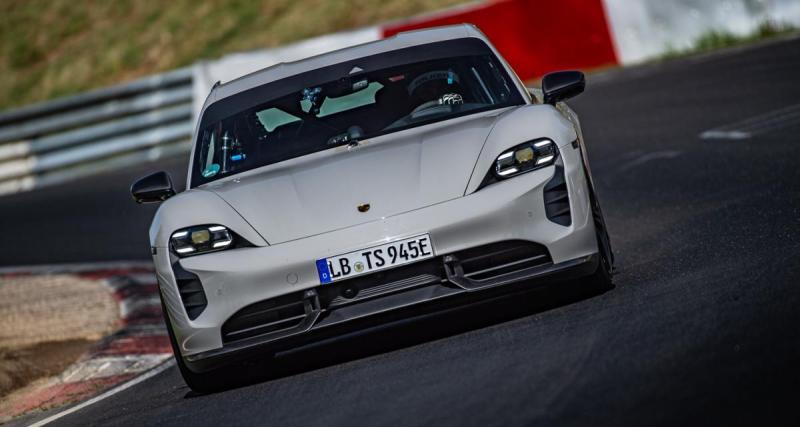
[659, 20, 798, 61]
[0, 0, 467, 112]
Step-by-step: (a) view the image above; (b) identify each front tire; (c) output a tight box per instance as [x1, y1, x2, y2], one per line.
[588, 185, 614, 289]
[159, 293, 229, 393]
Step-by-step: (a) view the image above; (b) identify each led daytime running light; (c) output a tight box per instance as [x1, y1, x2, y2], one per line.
[494, 139, 557, 178]
[170, 225, 234, 257]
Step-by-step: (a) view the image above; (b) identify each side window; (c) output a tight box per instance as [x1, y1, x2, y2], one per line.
[255, 107, 301, 132]
[318, 82, 383, 117]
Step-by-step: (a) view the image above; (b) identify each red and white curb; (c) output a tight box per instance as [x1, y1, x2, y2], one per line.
[0, 263, 173, 421]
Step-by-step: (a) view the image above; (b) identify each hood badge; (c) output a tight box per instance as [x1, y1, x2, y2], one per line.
[357, 203, 370, 213]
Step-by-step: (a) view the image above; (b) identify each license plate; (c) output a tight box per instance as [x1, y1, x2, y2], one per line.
[316, 234, 434, 284]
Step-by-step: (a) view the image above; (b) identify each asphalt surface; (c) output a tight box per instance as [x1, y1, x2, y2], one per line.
[0, 156, 187, 266]
[10, 37, 800, 426]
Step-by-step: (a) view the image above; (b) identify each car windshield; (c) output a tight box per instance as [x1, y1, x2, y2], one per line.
[192, 40, 525, 186]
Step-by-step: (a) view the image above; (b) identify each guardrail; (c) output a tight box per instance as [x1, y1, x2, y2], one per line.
[0, 68, 194, 195]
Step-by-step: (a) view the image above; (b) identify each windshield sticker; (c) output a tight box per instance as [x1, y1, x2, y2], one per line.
[202, 163, 220, 178]
[302, 87, 322, 114]
[352, 79, 368, 92]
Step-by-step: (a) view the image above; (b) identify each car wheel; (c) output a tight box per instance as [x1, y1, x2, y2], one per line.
[588, 184, 614, 289]
[159, 293, 228, 394]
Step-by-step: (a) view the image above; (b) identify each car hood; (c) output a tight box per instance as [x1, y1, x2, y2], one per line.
[201, 109, 509, 244]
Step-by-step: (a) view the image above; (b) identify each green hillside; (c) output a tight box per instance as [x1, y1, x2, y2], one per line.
[0, 0, 465, 112]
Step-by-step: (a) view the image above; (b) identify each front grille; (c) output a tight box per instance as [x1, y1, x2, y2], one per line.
[543, 163, 571, 226]
[172, 262, 207, 320]
[452, 240, 551, 282]
[222, 290, 309, 343]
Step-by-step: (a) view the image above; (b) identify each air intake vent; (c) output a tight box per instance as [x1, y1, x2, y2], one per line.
[455, 240, 551, 281]
[543, 163, 571, 226]
[172, 262, 207, 320]
[222, 291, 309, 343]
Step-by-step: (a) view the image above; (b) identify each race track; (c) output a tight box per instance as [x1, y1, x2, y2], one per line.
[10, 37, 800, 426]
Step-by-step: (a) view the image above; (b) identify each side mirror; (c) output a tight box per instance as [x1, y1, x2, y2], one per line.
[131, 171, 175, 204]
[542, 71, 585, 105]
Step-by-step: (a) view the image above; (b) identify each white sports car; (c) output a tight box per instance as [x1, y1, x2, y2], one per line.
[132, 24, 614, 392]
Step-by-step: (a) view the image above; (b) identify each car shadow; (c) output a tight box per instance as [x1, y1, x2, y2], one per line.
[183, 277, 613, 398]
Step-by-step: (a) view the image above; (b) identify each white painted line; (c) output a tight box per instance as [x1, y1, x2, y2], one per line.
[59, 354, 172, 383]
[28, 359, 175, 427]
[699, 130, 751, 140]
[700, 103, 800, 140]
[616, 150, 682, 173]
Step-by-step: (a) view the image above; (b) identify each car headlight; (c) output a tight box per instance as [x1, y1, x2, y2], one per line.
[170, 225, 234, 257]
[494, 138, 558, 178]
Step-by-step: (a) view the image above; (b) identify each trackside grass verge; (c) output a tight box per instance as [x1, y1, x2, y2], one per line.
[0, 0, 466, 112]
[657, 20, 799, 61]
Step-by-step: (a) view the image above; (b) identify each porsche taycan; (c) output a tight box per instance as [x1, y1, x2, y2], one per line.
[132, 24, 614, 391]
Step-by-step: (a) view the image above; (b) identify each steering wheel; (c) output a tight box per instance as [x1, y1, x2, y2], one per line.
[411, 100, 441, 114]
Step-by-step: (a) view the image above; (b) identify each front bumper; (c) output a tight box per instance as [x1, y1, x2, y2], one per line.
[183, 249, 598, 372]
[153, 141, 598, 368]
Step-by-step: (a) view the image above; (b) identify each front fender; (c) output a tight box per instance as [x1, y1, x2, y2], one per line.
[149, 189, 268, 248]
[465, 104, 578, 195]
